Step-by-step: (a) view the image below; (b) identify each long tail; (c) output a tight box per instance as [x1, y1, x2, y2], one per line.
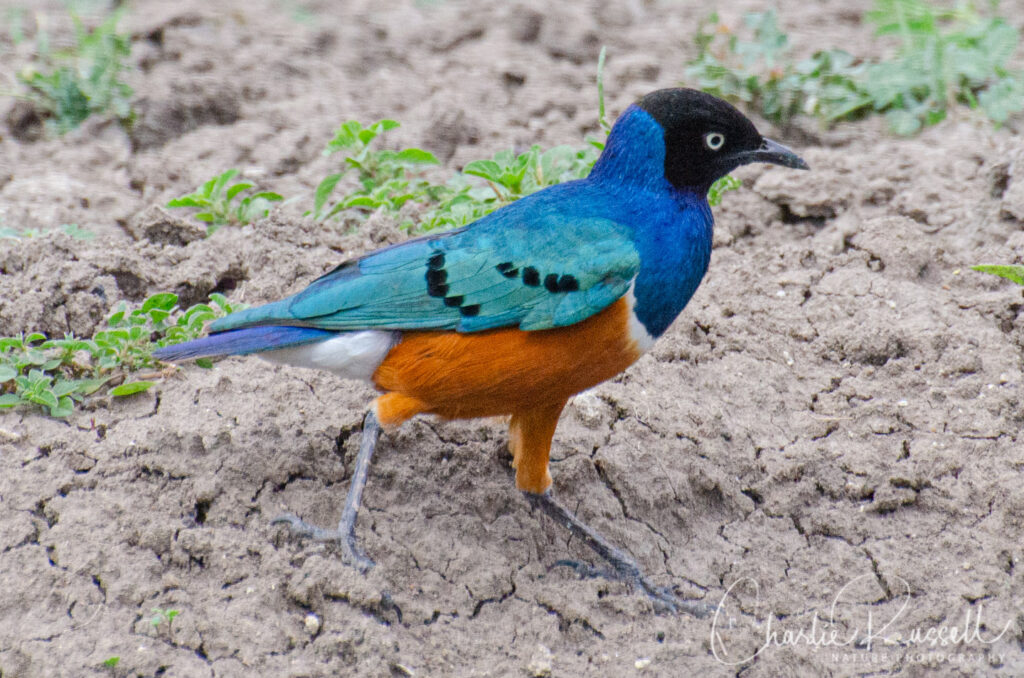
[152, 326, 337, 362]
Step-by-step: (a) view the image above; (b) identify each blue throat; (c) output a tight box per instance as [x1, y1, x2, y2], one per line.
[589, 105, 714, 338]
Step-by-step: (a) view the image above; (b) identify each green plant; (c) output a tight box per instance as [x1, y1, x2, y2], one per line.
[867, 0, 1024, 132]
[167, 169, 283, 233]
[464, 144, 601, 202]
[686, 2, 1024, 135]
[708, 174, 742, 206]
[312, 48, 739, 233]
[972, 264, 1024, 285]
[0, 293, 242, 418]
[0, 223, 95, 240]
[150, 607, 180, 629]
[310, 119, 441, 221]
[15, 8, 134, 134]
[102, 656, 120, 669]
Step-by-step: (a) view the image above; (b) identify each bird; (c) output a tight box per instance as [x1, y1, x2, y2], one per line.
[153, 87, 808, 615]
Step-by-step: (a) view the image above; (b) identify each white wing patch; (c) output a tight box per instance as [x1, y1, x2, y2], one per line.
[260, 330, 398, 381]
[625, 286, 657, 353]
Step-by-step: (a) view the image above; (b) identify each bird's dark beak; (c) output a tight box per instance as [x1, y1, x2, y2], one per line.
[737, 137, 809, 170]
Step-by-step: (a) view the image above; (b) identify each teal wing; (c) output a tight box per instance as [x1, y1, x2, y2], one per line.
[210, 215, 639, 334]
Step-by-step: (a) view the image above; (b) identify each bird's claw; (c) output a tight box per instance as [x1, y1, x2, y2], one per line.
[578, 558, 706, 616]
[271, 513, 375, 573]
[633, 575, 712, 617]
[551, 559, 612, 579]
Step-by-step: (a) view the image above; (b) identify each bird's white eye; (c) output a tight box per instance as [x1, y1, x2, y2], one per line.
[704, 132, 726, 150]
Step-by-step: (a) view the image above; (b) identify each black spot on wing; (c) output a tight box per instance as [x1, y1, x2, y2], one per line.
[426, 250, 448, 297]
[523, 267, 540, 286]
[426, 268, 447, 285]
[544, 274, 560, 293]
[459, 304, 480, 317]
[443, 295, 464, 307]
[558, 274, 579, 292]
[496, 262, 519, 279]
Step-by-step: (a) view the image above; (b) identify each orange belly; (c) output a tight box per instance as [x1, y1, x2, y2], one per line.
[370, 298, 645, 494]
[372, 297, 643, 422]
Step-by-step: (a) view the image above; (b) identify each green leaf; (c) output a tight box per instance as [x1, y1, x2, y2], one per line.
[972, 264, 1024, 285]
[50, 396, 74, 418]
[142, 293, 178, 313]
[886, 108, 922, 136]
[313, 174, 343, 217]
[61, 223, 95, 240]
[29, 389, 59, 409]
[394, 148, 439, 165]
[196, 358, 213, 369]
[212, 169, 239, 196]
[463, 160, 503, 182]
[167, 196, 206, 208]
[342, 195, 382, 209]
[110, 381, 155, 397]
[225, 182, 254, 201]
[78, 377, 110, 395]
[0, 365, 17, 382]
[0, 394, 23, 407]
[52, 380, 84, 397]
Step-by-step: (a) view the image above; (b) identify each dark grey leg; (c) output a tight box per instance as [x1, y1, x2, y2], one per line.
[273, 411, 381, 572]
[525, 491, 711, 617]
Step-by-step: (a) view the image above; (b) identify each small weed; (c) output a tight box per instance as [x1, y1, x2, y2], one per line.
[313, 47, 739, 232]
[0, 223, 95, 240]
[14, 8, 133, 134]
[168, 169, 283, 234]
[101, 656, 120, 669]
[686, 1, 1024, 134]
[0, 293, 242, 418]
[708, 174, 742, 206]
[150, 607, 180, 629]
[310, 119, 441, 221]
[972, 264, 1024, 285]
[464, 144, 601, 202]
[60, 223, 95, 239]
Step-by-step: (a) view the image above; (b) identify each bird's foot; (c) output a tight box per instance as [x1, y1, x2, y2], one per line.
[271, 411, 382, 574]
[271, 513, 375, 572]
[528, 492, 711, 617]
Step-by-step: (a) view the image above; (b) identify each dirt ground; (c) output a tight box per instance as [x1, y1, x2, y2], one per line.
[2, 0, 1024, 676]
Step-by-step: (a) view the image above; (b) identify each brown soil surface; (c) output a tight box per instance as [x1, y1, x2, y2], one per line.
[1, 1, 1023, 676]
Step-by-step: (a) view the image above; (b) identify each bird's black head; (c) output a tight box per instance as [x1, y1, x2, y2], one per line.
[637, 88, 808, 192]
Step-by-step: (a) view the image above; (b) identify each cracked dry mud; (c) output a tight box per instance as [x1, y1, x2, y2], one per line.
[2, 1, 1024, 676]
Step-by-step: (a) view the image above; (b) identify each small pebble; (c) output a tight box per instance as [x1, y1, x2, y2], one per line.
[527, 645, 553, 677]
[304, 613, 321, 635]
[635, 657, 652, 670]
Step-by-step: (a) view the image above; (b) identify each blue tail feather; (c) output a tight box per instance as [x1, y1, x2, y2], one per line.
[152, 326, 338, 362]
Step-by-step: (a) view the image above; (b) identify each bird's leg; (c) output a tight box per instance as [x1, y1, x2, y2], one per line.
[272, 411, 381, 572]
[525, 491, 711, 617]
